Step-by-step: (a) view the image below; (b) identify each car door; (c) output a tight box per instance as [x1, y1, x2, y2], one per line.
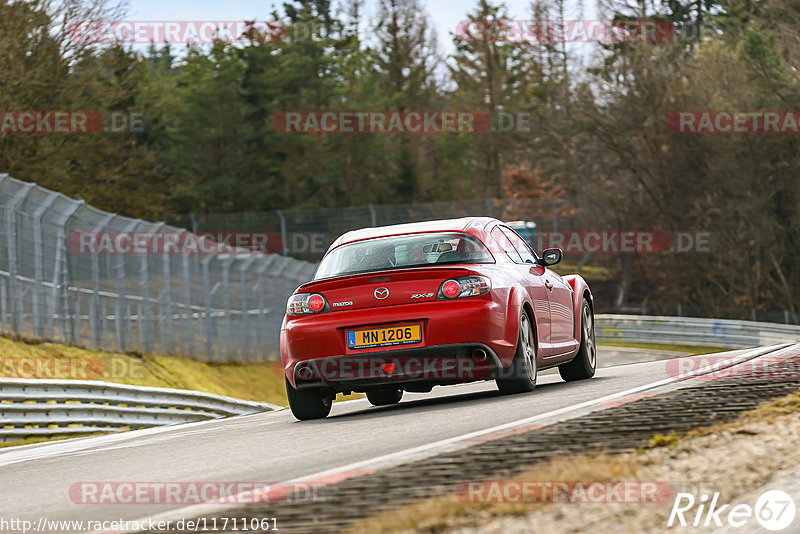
[490, 225, 552, 356]
[500, 226, 576, 358]
[542, 268, 576, 354]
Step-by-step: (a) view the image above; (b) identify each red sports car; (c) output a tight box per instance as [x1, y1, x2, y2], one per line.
[280, 217, 596, 420]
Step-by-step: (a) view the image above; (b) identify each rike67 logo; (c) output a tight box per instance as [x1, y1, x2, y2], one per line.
[668, 490, 796, 531]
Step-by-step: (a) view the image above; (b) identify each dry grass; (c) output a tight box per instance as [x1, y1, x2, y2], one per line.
[743, 392, 800, 420]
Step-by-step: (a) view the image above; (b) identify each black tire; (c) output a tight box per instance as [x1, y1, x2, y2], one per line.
[559, 298, 597, 381]
[285, 378, 332, 420]
[496, 311, 537, 394]
[366, 388, 403, 406]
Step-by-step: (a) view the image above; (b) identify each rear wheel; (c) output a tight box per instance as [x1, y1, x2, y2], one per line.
[366, 388, 403, 406]
[496, 312, 537, 394]
[558, 298, 597, 381]
[285, 378, 332, 420]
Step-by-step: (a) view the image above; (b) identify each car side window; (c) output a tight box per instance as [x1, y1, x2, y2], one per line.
[490, 226, 523, 263]
[501, 226, 537, 264]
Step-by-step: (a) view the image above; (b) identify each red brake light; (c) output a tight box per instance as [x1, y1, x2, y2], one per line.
[287, 293, 328, 315]
[442, 280, 461, 298]
[308, 294, 325, 312]
[438, 276, 491, 300]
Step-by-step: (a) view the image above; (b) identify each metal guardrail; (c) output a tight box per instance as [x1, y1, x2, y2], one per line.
[596, 314, 800, 348]
[0, 378, 279, 442]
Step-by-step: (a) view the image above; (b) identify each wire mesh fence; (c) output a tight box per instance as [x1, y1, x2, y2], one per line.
[0, 174, 316, 362]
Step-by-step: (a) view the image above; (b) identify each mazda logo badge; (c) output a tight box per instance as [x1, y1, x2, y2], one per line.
[374, 287, 389, 300]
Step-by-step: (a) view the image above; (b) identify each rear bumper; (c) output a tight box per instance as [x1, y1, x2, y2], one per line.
[281, 297, 517, 389]
[289, 343, 502, 390]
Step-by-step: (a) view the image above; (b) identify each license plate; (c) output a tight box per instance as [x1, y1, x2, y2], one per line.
[347, 324, 422, 349]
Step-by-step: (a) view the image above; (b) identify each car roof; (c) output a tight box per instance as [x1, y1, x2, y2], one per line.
[330, 217, 499, 248]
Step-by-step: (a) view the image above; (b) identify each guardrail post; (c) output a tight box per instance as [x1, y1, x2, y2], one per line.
[368, 204, 377, 227]
[238, 256, 256, 360]
[201, 255, 214, 359]
[136, 300, 144, 347]
[50, 199, 83, 343]
[53, 233, 68, 342]
[220, 256, 235, 361]
[100, 298, 108, 346]
[1, 279, 8, 331]
[254, 256, 276, 361]
[116, 220, 139, 350]
[139, 221, 161, 353]
[161, 231, 174, 354]
[89, 214, 114, 348]
[74, 294, 82, 344]
[181, 242, 194, 356]
[32, 192, 58, 338]
[5, 183, 34, 334]
[276, 210, 288, 255]
[270, 256, 292, 355]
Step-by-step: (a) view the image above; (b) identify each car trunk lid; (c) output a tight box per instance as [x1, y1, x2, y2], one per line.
[299, 267, 472, 311]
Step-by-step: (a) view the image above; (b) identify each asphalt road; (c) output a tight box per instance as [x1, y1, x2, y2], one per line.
[0, 346, 753, 533]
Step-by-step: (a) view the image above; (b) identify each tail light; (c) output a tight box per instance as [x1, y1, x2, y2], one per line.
[287, 293, 328, 315]
[438, 276, 491, 299]
[442, 280, 461, 298]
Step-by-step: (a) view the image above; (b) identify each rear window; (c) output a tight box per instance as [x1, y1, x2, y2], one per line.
[314, 232, 494, 280]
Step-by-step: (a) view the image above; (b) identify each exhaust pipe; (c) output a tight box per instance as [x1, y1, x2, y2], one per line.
[472, 348, 487, 361]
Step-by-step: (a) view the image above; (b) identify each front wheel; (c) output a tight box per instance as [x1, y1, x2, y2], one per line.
[286, 378, 332, 420]
[558, 298, 597, 381]
[496, 312, 537, 394]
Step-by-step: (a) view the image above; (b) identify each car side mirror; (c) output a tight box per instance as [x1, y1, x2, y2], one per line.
[540, 248, 562, 266]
